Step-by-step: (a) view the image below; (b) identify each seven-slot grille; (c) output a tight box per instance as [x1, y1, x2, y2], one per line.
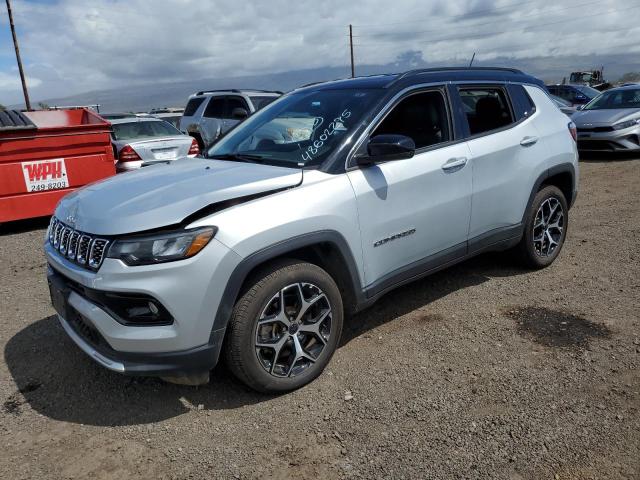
[48, 216, 109, 270]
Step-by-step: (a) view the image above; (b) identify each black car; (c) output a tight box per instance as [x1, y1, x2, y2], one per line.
[546, 84, 600, 106]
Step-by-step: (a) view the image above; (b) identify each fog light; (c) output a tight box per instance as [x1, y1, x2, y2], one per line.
[148, 301, 159, 315]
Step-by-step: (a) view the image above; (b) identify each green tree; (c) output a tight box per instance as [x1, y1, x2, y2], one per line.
[38, 102, 50, 110]
[0, 103, 6, 111]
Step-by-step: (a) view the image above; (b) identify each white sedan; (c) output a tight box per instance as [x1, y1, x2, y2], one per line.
[110, 117, 199, 172]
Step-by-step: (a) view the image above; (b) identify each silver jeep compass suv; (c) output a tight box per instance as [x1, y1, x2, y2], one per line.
[46, 68, 579, 393]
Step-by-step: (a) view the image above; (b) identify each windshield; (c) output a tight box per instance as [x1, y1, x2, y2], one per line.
[207, 88, 384, 167]
[550, 94, 571, 107]
[570, 73, 592, 83]
[584, 88, 640, 110]
[112, 120, 182, 140]
[574, 85, 600, 98]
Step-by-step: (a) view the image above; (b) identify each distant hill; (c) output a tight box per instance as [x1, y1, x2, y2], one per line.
[14, 53, 637, 113]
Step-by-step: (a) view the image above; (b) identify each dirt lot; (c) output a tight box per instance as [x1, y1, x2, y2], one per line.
[1, 156, 639, 479]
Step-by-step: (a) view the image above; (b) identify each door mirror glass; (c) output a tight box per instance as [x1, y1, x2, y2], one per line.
[358, 134, 415, 165]
[231, 107, 249, 120]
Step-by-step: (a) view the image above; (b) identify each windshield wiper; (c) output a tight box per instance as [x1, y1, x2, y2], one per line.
[209, 152, 266, 164]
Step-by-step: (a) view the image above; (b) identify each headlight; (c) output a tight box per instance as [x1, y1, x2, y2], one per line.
[613, 119, 639, 130]
[107, 226, 216, 266]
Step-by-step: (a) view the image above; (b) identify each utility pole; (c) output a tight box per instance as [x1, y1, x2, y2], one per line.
[349, 24, 355, 78]
[5, 0, 31, 110]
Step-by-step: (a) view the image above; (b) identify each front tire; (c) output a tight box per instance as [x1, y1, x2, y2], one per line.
[224, 260, 343, 393]
[517, 185, 568, 269]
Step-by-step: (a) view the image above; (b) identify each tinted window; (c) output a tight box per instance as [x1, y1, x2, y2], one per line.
[508, 84, 536, 119]
[574, 85, 600, 98]
[112, 121, 181, 140]
[459, 87, 514, 135]
[372, 90, 450, 149]
[203, 97, 226, 118]
[184, 97, 205, 116]
[547, 86, 559, 95]
[250, 96, 278, 110]
[226, 96, 249, 118]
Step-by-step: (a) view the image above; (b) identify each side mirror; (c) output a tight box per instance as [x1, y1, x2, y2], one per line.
[231, 107, 249, 120]
[357, 134, 416, 166]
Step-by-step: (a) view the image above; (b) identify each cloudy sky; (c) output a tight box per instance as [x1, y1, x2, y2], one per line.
[1, 0, 638, 105]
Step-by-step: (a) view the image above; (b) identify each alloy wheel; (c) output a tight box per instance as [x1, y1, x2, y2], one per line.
[533, 197, 564, 257]
[254, 282, 332, 378]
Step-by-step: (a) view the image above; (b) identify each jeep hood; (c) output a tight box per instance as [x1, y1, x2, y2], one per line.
[56, 158, 302, 235]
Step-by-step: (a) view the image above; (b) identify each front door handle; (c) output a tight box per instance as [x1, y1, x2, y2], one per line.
[442, 157, 468, 172]
[520, 136, 539, 147]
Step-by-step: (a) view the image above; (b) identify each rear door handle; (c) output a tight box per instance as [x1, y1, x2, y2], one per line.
[520, 136, 539, 147]
[442, 157, 468, 172]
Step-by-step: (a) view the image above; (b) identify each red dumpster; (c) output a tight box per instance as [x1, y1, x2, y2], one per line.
[0, 108, 115, 223]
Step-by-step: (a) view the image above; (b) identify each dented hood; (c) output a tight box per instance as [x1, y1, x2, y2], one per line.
[55, 158, 301, 235]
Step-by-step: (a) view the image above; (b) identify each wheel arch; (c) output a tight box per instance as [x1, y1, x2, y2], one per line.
[522, 163, 576, 225]
[210, 231, 364, 340]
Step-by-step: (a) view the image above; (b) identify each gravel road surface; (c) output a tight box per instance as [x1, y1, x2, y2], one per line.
[1, 156, 639, 479]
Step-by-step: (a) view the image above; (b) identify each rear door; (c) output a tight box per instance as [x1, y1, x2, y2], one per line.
[347, 87, 472, 291]
[199, 96, 226, 145]
[223, 95, 251, 132]
[456, 84, 546, 248]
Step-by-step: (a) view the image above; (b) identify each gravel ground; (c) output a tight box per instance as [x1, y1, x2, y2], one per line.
[1, 155, 639, 480]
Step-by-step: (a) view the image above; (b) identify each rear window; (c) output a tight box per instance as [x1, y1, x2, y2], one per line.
[250, 96, 278, 110]
[183, 97, 205, 116]
[112, 121, 181, 141]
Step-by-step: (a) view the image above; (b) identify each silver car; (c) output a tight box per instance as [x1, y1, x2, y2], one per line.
[572, 85, 640, 152]
[45, 68, 578, 393]
[111, 117, 199, 172]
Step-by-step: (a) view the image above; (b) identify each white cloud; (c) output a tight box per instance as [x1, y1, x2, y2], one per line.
[1, 0, 639, 104]
[0, 70, 41, 90]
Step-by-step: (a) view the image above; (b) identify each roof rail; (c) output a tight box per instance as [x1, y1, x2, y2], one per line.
[195, 88, 283, 96]
[396, 66, 524, 81]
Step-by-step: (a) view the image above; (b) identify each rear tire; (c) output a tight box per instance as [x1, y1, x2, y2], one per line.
[224, 260, 343, 393]
[517, 185, 568, 269]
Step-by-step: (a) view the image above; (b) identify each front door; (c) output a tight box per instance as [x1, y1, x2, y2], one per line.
[347, 88, 472, 292]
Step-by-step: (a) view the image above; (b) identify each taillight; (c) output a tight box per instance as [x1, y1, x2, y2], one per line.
[568, 121, 577, 142]
[119, 145, 142, 162]
[188, 138, 200, 156]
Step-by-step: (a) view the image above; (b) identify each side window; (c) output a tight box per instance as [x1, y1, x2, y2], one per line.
[459, 87, 514, 135]
[203, 97, 226, 118]
[372, 90, 450, 150]
[183, 97, 205, 116]
[558, 87, 572, 102]
[225, 96, 249, 118]
[508, 84, 536, 120]
[547, 86, 558, 96]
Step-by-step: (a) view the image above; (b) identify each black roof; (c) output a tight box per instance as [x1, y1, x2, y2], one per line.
[0, 109, 36, 131]
[297, 67, 545, 92]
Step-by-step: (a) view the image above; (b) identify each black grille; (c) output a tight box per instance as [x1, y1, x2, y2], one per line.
[577, 126, 614, 133]
[67, 309, 113, 353]
[48, 217, 109, 270]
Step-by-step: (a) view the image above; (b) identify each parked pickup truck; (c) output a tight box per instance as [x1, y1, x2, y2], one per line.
[179, 89, 281, 149]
